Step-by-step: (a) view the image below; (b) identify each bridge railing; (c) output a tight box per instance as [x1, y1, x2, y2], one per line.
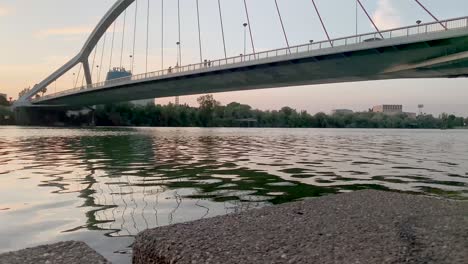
[34, 16, 468, 102]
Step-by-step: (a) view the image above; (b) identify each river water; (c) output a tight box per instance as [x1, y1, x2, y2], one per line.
[0, 127, 467, 263]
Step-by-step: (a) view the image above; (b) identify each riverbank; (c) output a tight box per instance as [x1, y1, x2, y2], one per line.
[1, 190, 467, 264]
[133, 190, 468, 264]
[0, 241, 109, 264]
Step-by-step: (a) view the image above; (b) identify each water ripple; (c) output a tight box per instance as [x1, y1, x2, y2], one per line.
[0, 127, 467, 263]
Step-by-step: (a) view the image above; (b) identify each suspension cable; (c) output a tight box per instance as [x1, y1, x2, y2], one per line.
[217, 0, 227, 59]
[74, 64, 82, 88]
[196, 0, 203, 63]
[274, 0, 290, 53]
[243, 0, 256, 55]
[98, 32, 107, 83]
[175, 0, 182, 105]
[91, 44, 98, 81]
[355, 0, 358, 35]
[356, 0, 384, 38]
[131, 0, 138, 73]
[81, 65, 86, 87]
[146, 0, 150, 73]
[413, 0, 447, 30]
[310, 0, 333, 47]
[109, 22, 117, 71]
[161, 0, 164, 69]
[120, 10, 127, 69]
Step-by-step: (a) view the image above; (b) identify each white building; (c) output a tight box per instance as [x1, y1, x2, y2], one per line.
[372, 105, 403, 114]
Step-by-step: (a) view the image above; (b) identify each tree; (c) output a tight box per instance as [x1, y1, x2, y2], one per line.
[314, 112, 328, 128]
[197, 94, 220, 127]
[0, 96, 9, 106]
[0, 107, 14, 125]
[40, 87, 48, 96]
[439, 113, 461, 129]
[18, 88, 30, 98]
[88, 99, 465, 129]
[416, 114, 440, 129]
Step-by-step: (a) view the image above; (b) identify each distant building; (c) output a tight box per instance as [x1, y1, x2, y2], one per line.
[404, 112, 417, 119]
[372, 105, 403, 114]
[332, 109, 353, 115]
[0, 93, 6, 100]
[106, 68, 155, 106]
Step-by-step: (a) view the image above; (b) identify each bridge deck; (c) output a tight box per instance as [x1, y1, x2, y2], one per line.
[33, 16, 468, 107]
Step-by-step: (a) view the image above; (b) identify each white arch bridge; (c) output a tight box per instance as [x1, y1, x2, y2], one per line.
[12, 0, 468, 115]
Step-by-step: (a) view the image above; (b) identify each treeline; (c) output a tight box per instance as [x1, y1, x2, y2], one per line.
[0, 107, 14, 125]
[92, 95, 467, 129]
[0, 96, 14, 125]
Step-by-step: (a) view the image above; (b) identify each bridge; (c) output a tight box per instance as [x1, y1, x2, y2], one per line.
[12, 0, 468, 124]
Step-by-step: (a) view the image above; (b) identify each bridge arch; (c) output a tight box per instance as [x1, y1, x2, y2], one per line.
[16, 0, 135, 105]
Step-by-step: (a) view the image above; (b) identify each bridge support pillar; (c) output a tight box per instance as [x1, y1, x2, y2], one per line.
[83, 60, 93, 85]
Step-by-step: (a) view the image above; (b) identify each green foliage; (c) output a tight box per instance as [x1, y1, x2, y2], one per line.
[93, 95, 468, 129]
[0, 96, 9, 106]
[197, 94, 220, 127]
[0, 107, 14, 125]
[18, 88, 30, 98]
[439, 113, 465, 129]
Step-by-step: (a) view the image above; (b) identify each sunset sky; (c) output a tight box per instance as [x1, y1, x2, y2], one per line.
[1, 0, 468, 115]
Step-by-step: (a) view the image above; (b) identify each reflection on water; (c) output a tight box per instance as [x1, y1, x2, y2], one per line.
[0, 127, 467, 263]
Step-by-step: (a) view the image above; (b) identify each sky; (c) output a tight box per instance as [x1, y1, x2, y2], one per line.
[0, 0, 468, 116]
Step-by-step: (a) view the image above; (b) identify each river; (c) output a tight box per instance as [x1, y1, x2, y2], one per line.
[0, 127, 467, 263]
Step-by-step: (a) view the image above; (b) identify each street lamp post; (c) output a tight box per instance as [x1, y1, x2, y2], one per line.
[416, 20, 422, 34]
[243, 23, 248, 56]
[129, 55, 133, 73]
[175, 41, 181, 106]
[176, 41, 181, 67]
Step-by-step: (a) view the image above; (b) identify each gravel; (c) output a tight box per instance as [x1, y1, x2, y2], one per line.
[0, 241, 110, 264]
[133, 190, 468, 264]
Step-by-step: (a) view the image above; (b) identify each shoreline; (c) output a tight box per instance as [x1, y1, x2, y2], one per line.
[132, 190, 468, 263]
[2, 190, 466, 263]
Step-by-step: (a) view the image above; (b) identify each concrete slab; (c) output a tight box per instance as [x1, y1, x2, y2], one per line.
[0, 241, 110, 264]
[133, 190, 468, 264]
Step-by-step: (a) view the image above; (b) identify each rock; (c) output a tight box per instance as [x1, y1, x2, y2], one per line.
[0, 241, 110, 264]
[133, 190, 468, 264]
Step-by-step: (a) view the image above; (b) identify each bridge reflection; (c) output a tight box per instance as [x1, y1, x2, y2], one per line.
[19, 128, 333, 238]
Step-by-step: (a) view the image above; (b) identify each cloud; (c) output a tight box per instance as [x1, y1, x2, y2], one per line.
[372, 0, 402, 30]
[0, 6, 12, 17]
[35, 26, 93, 38]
